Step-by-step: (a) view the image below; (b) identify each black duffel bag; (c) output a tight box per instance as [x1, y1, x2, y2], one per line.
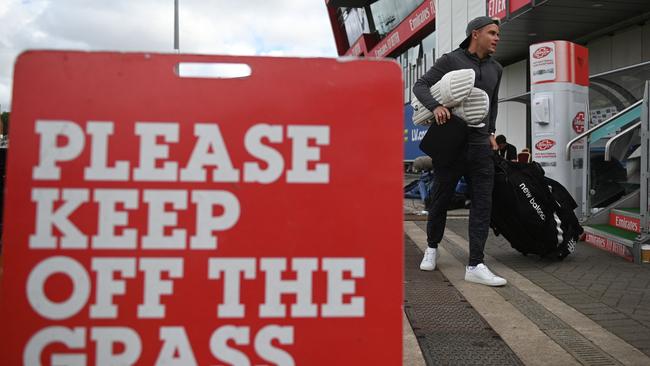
[490, 156, 583, 259]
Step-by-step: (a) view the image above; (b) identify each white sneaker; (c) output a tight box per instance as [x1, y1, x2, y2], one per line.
[420, 248, 437, 271]
[465, 263, 507, 286]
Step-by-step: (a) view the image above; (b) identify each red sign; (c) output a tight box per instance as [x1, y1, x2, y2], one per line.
[585, 233, 634, 261]
[0, 52, 404, 365]
[344, 34, 380, 57]
[371, 0, 435, 57]
[610, 213, 641, 233]
[533, 46, 552, 59]
[535, 139, 556, 151]
[572, 112, 585, 133]
[530, 41, 589, 86]
[487, 0, 531, 19]
[487, 0, 507, 19]
[346, 37, 366, 56]
[510, 0, 532, 13]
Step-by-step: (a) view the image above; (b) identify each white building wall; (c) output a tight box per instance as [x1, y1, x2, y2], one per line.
[588, 23, 650, 74]
[494, 60, 528, 152]
[435, 0, 486, 58]
[452, 1, 468, 51]
[587, 36, 612, 74]
[612, 27, 643, 69]
[435, 0, 453, 58]
[467, 0, 485, 21]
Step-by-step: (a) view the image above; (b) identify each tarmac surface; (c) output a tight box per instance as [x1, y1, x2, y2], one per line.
[403, 195, 650, 365]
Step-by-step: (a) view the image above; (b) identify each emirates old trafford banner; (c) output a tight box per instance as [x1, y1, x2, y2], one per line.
[0, 52, 403, 365]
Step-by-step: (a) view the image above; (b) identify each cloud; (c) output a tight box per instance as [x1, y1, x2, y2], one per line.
[0, 0, 337, 111]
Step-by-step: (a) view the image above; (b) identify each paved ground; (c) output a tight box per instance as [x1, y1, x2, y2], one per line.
[404, 234, 523, 365]
[404, 217, 650, 365]
[435, 218, 650, 356]
[401, 168, 650, 364]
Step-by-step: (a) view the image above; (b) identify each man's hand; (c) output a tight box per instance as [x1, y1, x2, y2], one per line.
[433, 106, 451, 125]
[489, 134, 498, 151]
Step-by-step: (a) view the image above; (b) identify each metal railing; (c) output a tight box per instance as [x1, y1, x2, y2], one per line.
[604, 121, 641, 161]
[641, 82, 649, 236]
[564, 81, 649, 240]
[565, 99, 642, 160]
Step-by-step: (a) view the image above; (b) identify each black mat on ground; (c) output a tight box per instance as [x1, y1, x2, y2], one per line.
[404, 235, 523, 365]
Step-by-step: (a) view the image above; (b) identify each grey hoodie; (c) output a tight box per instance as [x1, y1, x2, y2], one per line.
[413, 48, 503, 145]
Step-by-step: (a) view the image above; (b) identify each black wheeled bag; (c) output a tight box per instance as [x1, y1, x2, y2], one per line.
[490, 156, 583, 259]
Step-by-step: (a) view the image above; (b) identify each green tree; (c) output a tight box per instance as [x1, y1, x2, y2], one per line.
[1, 112, 9, 136]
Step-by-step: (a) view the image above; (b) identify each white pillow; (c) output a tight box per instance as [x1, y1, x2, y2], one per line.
[411, 69, 475, 125]
[453, 87, 489, 128]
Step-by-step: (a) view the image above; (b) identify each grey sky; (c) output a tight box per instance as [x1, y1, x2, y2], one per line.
[0, 0, 338, 111]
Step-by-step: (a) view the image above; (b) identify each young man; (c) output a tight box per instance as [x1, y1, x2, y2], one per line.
[413, 16, 506, 286]
[496, 134, 517, 161]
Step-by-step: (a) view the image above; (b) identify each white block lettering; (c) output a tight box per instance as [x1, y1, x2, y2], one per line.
[209, 326, 250, 366]
[208, 258, 256, 318]
[84, 121, 129, 181]
[92, 327, 141, 366]
[243, 124, 284, 183]
[24, 327, 86, 366]
[180, 123, 239, 182]
[259, 258, 318, 318]
[321, 258, 365, 317]
[189, 190, 240, 249]
[30, 188, 89, 249]
[26, 256, 90, 320]
[155, 327, 198, 366]
[137, 258, 183, 318]
[92, 189, 138, 249]
[255, 325, 295, 366]
[142, 190, 187, 249]
[90, 258, 136, 318]
[133, 122, 179, 181]
[33, 120, 85, 180]
[286, 126, 329, 183]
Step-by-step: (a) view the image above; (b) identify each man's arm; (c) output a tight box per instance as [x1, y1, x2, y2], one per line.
[488, 67, 503, 134]
[412, 54, 452, 112]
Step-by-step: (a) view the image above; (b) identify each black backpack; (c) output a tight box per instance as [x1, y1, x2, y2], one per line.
[490, 157, 583, 259]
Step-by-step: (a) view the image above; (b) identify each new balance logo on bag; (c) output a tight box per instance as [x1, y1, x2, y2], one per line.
[518, 182, 546, 221]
